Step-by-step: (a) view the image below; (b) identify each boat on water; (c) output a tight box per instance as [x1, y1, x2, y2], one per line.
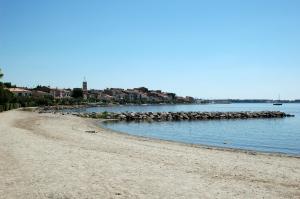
[273, 95, 283, 106]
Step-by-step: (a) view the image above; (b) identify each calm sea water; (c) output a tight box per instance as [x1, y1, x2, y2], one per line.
[80, 103, 300, 155]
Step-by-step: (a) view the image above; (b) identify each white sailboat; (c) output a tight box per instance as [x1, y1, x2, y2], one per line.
[273, 94, 283, 106]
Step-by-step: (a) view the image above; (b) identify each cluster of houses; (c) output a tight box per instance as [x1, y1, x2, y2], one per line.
[7, 87, 72, 99]
[6, 81, 195, 104]
[89, 87, 195, 103]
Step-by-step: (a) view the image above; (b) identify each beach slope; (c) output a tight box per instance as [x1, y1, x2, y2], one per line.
[0, 110, 299, 199]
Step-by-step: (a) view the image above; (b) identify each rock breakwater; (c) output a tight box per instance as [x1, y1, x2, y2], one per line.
[73, 111, 294, 122]
[39, 104, 98, 111]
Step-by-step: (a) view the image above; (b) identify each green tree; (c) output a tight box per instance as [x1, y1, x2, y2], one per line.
[0, 69, 13, 106]
[71, 88, 83, 99]
[0, 88, 13, 104]
[0, 68, 3, 80]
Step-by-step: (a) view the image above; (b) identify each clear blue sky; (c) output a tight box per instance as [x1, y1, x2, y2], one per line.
[1, 0, 300, 99]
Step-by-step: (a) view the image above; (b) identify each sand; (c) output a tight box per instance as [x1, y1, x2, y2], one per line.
[0, 110, 299, 199]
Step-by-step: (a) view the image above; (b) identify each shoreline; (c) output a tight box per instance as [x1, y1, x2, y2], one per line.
[24, 107, 300, 157]
[4, 109, 300, 158]
[1, 110, 300, 198]
[97, 120, 300, 159]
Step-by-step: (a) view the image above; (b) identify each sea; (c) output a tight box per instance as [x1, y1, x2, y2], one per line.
[72, 103, 300, 155]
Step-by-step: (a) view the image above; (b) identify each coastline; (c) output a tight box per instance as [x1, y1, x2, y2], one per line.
[1, 110, 300, 198]
[98, 120, 300, 159]
[37, 102, 198, 112]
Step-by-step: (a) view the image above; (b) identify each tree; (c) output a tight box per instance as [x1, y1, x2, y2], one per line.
[135, 87, 149, 93]
[3, 82, 17, 88]
[0, 68, 3, 80]
[0, 88, 13, 104]
[71, 88, 83, 99]
[34, 85, 51, 93]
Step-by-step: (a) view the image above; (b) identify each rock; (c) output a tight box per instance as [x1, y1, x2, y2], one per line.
[69, 111, 294, 122]
[85, 130, 97, 134]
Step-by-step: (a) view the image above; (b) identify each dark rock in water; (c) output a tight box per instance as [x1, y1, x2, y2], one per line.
[85, 130, 97, 134]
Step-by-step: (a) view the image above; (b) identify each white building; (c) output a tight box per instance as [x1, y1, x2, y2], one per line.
[8, 88, 32, 97]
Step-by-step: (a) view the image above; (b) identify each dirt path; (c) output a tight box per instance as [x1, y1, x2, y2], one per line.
[0, 110, 299, 199]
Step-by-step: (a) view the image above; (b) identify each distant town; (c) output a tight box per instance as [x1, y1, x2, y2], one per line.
[2, 80, 195, 105]
[2, 80, 300, 105]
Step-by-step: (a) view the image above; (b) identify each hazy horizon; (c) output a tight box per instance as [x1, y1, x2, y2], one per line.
[1, 0, 300, 99]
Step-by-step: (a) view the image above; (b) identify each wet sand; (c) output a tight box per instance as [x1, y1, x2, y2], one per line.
[0, 110, 299, 199]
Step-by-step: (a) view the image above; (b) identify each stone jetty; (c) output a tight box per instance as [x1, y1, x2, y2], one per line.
[72, 111, 294, 122]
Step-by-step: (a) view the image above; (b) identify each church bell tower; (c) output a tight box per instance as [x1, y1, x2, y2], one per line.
[83, 77, 88, 99]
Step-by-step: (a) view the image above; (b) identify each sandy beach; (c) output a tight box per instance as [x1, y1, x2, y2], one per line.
[0, 110, 299, 199]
